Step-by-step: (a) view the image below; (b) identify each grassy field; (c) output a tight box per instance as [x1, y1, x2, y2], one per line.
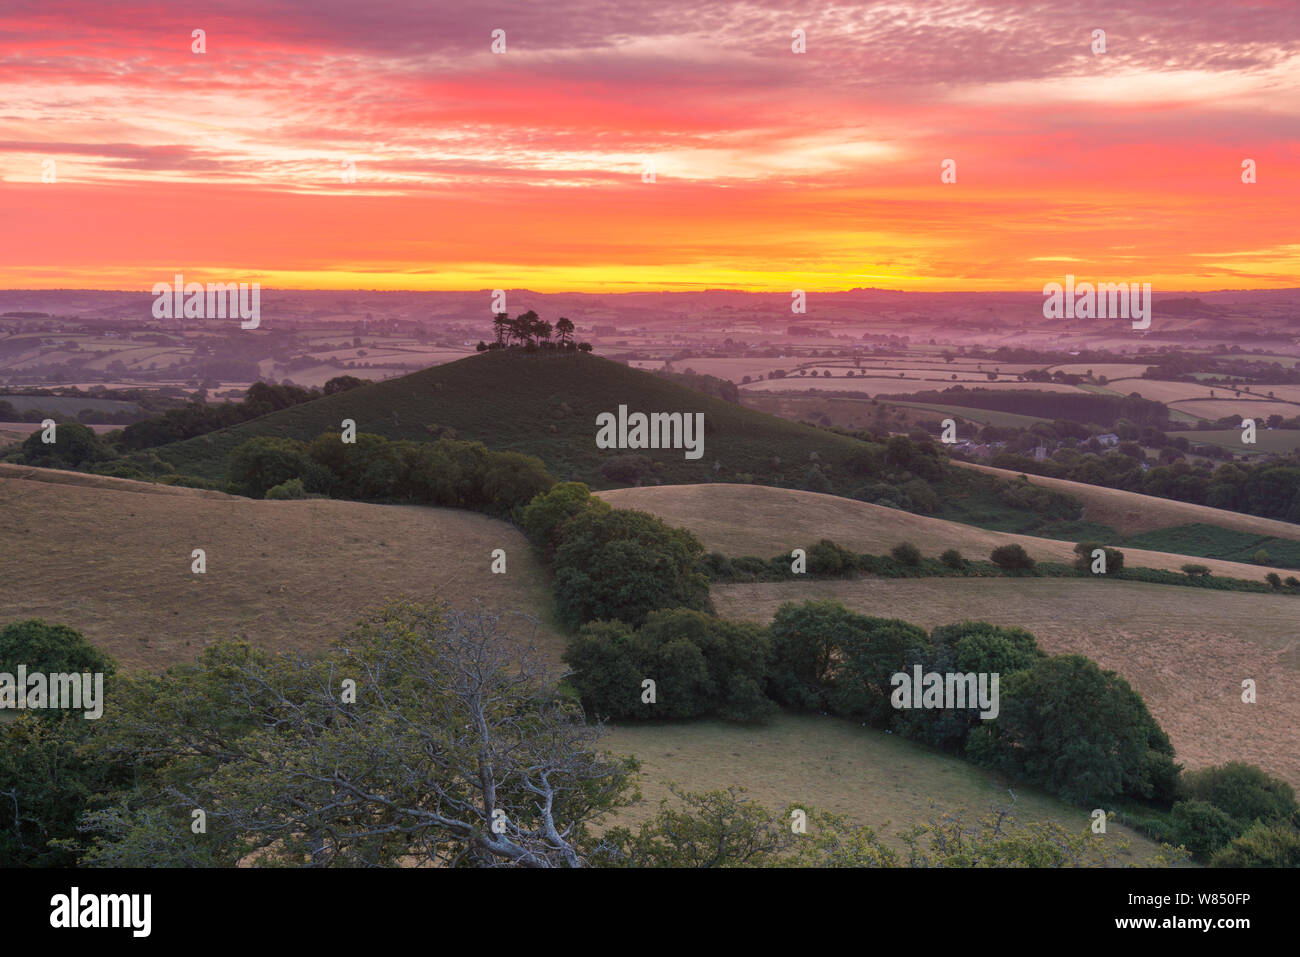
[710, 579, 1300, 790]
[153, 351, 884, 491]
[597, 483, 1300, 579]
[954, 461, 1300, 539]
[1180, 428, 1300, 455]
[602, 713, 1166, 861]
[0, 464, 564, 671]
[886, 401, 1049, 428]
[1122, 524, 1300, 570]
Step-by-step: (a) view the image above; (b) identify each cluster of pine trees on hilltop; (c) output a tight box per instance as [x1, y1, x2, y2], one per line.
[476, 311, 593, 353]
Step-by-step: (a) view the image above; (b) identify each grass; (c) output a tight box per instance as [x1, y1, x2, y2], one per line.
[710, 579, 1300, 790]
[602, 713, 1167, 861]
[954, 460, 1300, 539]
[597, 483, 1300, 580]
[0, 463, 565, 672]
[885, 401, 1049, 428]
[1122, 523, 1300, 571]
[1180, 428, 1300, 456]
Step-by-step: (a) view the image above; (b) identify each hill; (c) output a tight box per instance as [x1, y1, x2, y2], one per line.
[2, 462, 1168, 858]
[0, 463, 563, 671]
[154, 351, 882, 488]
[954, 461, 1300, 539]
[596, 483, 1300, 579]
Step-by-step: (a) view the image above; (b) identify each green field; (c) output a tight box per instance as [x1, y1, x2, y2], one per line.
[0, 394, 140, 414]
[604, 714, 1166, 861]
[885, 401, 1048, 428]
[1121, 523, 1300, 571]
[1180, 428, 1300, 456]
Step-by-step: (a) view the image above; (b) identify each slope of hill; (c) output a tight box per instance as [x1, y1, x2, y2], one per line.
[4, 462, 1168, 859]
[154, 351, 881, 488]
[954, 460, 1300, 539]
[596, 483, 1299, 579]
[0, 464, 563, 671]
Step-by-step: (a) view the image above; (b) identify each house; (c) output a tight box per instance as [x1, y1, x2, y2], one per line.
[1032, 443, 1049, 461]
[1096, 433, 1120, 447]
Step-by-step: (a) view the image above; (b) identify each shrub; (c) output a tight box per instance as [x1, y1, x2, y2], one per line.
[967, 654, 1176, 804]
[989, 543, 1035, 571]
[1179, 762, 1298, 829]
[891, 542, 923, 567]
[1266, 572, 1282, 589]
[265, 477, 307, 500]
[0, 619, 117, 680]
[1181, 563, 1212, 578]
[1168, 800, 1242, 859]
[807, 539, 856, 575]
[1073, 541, 1124, 574]
[552, 508, 711, 629]
[1209, 821, 1300, 867]
[939, 549, 966, 569]
[1254, 548, 1270, 565]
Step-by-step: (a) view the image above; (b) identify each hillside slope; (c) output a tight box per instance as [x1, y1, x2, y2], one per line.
[954, 460, 1300, 539]
[155, 352, 879, 487]
[597, 483, 1299, 579]
[0, 464, 562, 670]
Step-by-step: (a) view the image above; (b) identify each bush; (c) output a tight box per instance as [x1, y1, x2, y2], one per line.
[1073, 541, 1124, 574]
[1179, 762, 1298, 829]
[0, 619, 117, 680]
[265, 477, 307, 500]
[1168, 800, 1242, 859]
[521, 482, 608, 548]
[1181, 563, 1212, 578]
[15, 422, 112, 470]
[967, 654, 1177, 804]
[228, 436, 318, 498]
[1209, 821, 1300, 867]
[989, 543, 1035, 571]
[939, 549, 966, 569]
[807, 539, 856, 575]
[1266, 572, 1282, 589]
[891, 542, 923, 567]
[563, 611, 775, 723]
[552, 508, 711, 629]
[1254, 548, 1270, 565]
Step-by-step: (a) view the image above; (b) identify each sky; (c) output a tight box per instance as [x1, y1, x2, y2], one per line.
[0, 0, 1297, 292]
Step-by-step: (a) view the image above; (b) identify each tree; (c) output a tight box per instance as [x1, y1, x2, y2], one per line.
[0, 619, 116, 680]
[521, 482, 610, 551]
[82, 602, 636, 867]
[1210, 821, 1300, 867]
[16, 422, 110, 470]
[990, 543, 1035, 571]
[554, 316, 575, 348]
[552, 509, 711, 628]
[1179, 763, 1297, 830]
[492, 312, 510, 347]
[227, 436, 318, 498]
[967, 654, 1178, 804]
[891, 542, 923, 566]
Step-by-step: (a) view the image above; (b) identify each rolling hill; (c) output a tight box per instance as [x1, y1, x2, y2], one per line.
[0, 463, 564, 671]
[154, 351, 883, 488]
[596, 483, 1300, 579]
[1, 463, 1168, 858]
[954, 460, 1300, 539]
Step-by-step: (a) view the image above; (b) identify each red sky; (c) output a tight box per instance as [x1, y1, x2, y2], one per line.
[1, 0, 1297, 292]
